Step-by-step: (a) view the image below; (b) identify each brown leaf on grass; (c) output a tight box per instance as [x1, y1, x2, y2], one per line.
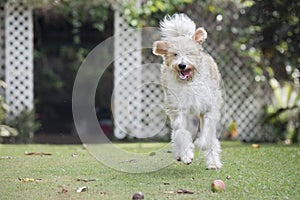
[165, 189, 194, 194]
[76, 178, 97, 182]
[176, 189, 194, 194]
[58, 186, 68, 194]
[121, 159, 137, 163]
[18, 177, 42, 182]
[24, 151, 52, 156]
[76, 186, 88, 193]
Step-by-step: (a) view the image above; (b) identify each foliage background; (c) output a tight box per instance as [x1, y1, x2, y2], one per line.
[2, 0, 298, 142]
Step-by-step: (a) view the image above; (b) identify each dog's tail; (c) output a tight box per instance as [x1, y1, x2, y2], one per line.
[160, 13, 196, 40]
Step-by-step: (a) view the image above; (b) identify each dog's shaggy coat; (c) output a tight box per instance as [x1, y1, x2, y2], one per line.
[153, 14, 223, 169]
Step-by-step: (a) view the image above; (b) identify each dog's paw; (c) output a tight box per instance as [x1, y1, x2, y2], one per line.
[173, 151, 181, 162]
[179, 148, 194, 165]
[174, 150, 194, 165]
[181, 155, 193, 165]
[206, 163, 222, 170]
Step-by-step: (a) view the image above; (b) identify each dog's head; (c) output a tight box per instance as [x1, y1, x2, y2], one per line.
[153, 27, 207, 81]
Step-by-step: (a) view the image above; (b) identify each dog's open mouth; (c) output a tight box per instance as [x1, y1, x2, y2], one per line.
[178, 69, 191, 80]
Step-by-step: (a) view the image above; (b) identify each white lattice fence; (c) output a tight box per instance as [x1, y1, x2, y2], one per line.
[4, 0, 34, 119]
[0, 3, 5, 84]
[113, 8, 144, 139]
[113, 7, 273, 142]
[206, 40, 269, 141]
[187, 4, 273, 142]
[113, 8, 170, 139]
[201, 32, 272, 140]
[140, 49, 170, 138]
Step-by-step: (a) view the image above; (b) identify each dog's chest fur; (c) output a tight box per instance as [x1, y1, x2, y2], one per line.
[161, 68, 218, 115]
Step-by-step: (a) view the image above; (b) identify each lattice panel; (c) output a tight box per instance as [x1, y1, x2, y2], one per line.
[140, 59, 170, 138]
[113, 8, 143, 139]
[186, 4, 273, 142]
[0, 3, 5, 85]
[113, 3, 273, 141]
[5, 0, 34, 119]
[139, 29, 170, 138]
[137, 29, 270, 141]
[113, 7, 171, 139]
[215, 47, 268, 142]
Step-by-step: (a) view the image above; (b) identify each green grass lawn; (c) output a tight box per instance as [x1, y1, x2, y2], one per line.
[0, 142, 299, 199]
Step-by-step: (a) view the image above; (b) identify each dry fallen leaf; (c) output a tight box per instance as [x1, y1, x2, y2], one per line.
[121, 159, 137, 163]
[18, 177, 42, 182]
[165, 189, 194, 194]
[176, 189, 194, 194]
[76, 186, 88, 193]
[24, 152, 52, 156]
[58, 186, 68, 194]
[76, 178, 97, 182]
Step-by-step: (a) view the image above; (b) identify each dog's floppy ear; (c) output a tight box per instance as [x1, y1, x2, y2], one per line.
[153, 41, 169, 57]
[192, 27, 207, 44]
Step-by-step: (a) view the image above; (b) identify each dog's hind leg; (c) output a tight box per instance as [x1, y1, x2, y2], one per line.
[204, 138, 222, 170]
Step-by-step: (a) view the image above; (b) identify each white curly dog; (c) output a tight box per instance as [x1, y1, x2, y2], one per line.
[153, 13, 223, 169]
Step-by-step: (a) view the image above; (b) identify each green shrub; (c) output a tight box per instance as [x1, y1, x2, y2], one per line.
[263, 78, 300, 143]
[8, 108, 41, 143]
[0, 81, 18, 143]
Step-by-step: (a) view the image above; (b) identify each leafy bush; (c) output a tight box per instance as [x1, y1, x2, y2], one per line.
[8, 109, 41, 143]
[238, 0, 300, 82]
[0, 80, 40, 143]
[263, 78, 300, 143]
[122, 0, 193, 27]
[0, 80, 18, 142]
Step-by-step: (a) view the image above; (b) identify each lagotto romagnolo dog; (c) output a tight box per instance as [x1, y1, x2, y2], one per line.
[153, 13, 223, 169]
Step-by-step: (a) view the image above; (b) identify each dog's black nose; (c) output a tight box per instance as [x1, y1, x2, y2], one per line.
[178, 63, 186, 70]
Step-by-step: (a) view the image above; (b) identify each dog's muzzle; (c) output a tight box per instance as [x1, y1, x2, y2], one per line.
[178, 63, 186, 70]
[178, 64, 192, 80]
[178, 69, 192, 80]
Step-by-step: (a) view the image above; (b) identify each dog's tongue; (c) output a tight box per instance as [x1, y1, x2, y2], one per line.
[179, 69, 191, 80]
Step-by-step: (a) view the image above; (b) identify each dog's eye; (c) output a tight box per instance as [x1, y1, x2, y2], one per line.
[173, 53, 178, 57]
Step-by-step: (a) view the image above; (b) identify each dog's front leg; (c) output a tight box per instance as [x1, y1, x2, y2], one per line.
[194, 114, 222, 169]
[171, 113, 195, 165]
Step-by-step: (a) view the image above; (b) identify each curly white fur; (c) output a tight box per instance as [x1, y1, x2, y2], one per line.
[160, 13, 196, 39]
[153, 13, 222, 169]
